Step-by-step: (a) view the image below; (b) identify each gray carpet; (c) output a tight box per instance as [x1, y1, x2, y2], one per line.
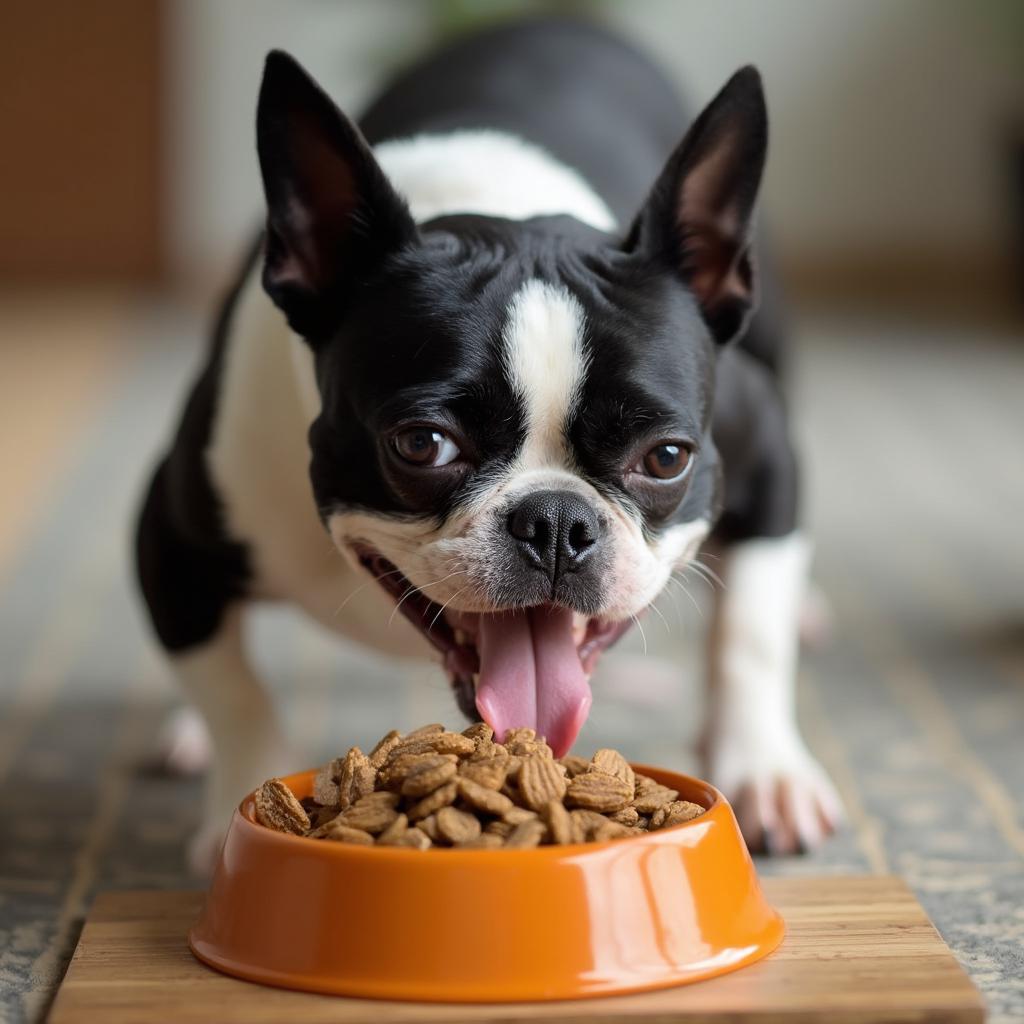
[1, 300, 1022, 1022]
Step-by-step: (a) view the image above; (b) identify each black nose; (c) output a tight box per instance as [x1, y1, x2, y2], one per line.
[507, 489, 601, 584]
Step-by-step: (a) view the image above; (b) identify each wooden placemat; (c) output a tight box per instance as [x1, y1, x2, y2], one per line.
[49, 876, 984, 1023]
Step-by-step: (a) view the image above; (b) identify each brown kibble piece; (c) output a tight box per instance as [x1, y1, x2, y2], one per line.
[485, 819, 514, 838]
[505, 818, 546, 848]
[462, 722, 493, 742]
[386, 737, 444, 759]
[319, 821, 375, 845]
[591, 748, 635, 791]
[398, 828, 431, 849]
[503, 727, 536, 745]
[518, 755, 567, 811]
[436, 806, 482, 844]
[457, 776, 515, 817]
[379, 751, 456, 791]
[368, 729, 403, 769]
[470, 736, 503, 760]
[351, 762, 376, 802]
[375, 812, 409, 845]
[558, 754, 591, 778]
[503, 805, 538, 826]
[591, 819, 636, 842]
[632, 781, 679, 814]
[458, 832, 505, 849]
[654, 800, 705, 827]
[401, 758, 458, 798]
[416, 814, 441, 842]
[255, 779, 310, 835]
[609, 805, 640, 827]
[310, 806, 341, 830]
[569, 808, 609, 840]
[426, 732, 476, 757]
[543, 800, 575, 845]
[458, 756, 509, 790]
[339, 791, 401, 834]
[333, 747, 374, 810]
[566, 771, 632, 812]
[506, 738, 554, 758]
[312, 758, 344, 806]
[406, 781, 458, 820]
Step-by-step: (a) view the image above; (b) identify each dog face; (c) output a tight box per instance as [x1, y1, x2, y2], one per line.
[255, 53, 767, 754]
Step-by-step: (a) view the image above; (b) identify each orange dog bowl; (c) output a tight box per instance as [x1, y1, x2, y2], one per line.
[189, 766, 783, 1002]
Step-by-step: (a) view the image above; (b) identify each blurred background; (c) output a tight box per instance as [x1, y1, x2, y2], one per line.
[1, 2, 1022, 1022]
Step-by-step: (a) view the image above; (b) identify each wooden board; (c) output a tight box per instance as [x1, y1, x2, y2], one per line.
[50, 876, 984, 1023]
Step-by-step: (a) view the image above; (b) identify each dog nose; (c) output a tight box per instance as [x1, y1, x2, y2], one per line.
[507, 489, 600, 583]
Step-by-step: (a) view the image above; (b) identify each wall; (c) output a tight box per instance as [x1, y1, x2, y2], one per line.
[0, 0, 162, 282]
[166, 0, 1023, 298]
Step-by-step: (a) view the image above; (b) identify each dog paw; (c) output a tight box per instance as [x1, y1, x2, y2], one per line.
[703, 731, 844, 854]
[185, 738, 296, 876]
[156, 706, 212, 777]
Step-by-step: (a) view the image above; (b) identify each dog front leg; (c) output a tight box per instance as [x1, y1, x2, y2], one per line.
[171, 604, 293, 874]
[702, 532, 843, 853]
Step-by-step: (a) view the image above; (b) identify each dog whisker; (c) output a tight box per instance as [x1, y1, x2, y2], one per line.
[427, 584, 472, 633]
[691, 557, 725, 589]
[676, 564, 714, 594]
[386, 568, 470, 628]
[647, 599, 672, 636]
[658, 580, 686, 628]
[630, 613, 648, 655]
[666, 573, 704, 620]
[332, 567, 407, 619]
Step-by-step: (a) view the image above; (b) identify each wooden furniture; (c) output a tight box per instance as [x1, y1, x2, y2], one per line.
[50, 876, 984, 1022]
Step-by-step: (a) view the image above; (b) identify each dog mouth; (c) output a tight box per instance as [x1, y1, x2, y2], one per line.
[356, 548, 633, 756]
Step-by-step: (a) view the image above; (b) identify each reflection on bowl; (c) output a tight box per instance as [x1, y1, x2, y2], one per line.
[189, 765, 783, 1002]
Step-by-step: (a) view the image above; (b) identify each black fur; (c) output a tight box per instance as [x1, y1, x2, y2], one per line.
[135, 243, 259, 651]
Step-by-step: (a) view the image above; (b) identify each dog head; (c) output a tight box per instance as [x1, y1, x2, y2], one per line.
[255, 52, 767, 754]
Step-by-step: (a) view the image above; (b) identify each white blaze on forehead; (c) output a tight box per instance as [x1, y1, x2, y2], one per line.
[502, 281, 589, 468]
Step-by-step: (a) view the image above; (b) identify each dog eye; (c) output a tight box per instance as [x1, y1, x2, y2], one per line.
[640, 442, 691, 481]
[393, 427, 461, 468]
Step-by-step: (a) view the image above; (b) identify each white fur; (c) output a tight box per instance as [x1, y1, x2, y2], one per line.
[502, 280, 589, 469]
[704, 532, 843, 852]
[156, 706, 212, 777]
[375, 131, 617, 230]
[170, 607, 293, 874]
[206, 271, 324, 597]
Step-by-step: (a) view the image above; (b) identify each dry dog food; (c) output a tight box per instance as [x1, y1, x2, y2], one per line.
[254, 723, 704, 849]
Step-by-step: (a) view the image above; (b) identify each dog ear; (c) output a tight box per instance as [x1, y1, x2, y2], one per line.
[256, 51, 416, 338]
[628, 66, 767, 345]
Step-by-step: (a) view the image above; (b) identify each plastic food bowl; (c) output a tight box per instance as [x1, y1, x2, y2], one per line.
[189, 765, 783, 1002]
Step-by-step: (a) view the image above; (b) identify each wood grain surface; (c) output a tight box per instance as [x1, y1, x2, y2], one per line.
[50, 876, 984, 1023]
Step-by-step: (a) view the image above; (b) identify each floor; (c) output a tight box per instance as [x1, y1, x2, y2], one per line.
[0, 293, 1022, 1022]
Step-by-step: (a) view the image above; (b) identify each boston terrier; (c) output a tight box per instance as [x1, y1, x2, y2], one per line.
[136, 19, 842, 871]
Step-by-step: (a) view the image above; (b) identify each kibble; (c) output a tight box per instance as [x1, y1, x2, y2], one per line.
[254, 725, 705, 849]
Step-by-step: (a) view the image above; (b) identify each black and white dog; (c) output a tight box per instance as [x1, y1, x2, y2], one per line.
[136, 20, 841, 871]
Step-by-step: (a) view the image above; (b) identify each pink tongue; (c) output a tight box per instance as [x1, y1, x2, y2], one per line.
[474, 607, 592, 757]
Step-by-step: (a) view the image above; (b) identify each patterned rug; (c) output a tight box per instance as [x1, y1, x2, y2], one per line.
[1, 299, 1022, 1022]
